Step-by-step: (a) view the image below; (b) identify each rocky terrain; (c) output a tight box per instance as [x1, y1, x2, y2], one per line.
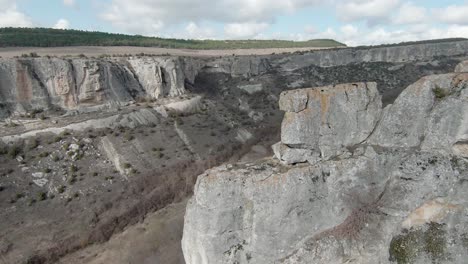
[0, 39, 468, 263]
[182, 64, 468, 263]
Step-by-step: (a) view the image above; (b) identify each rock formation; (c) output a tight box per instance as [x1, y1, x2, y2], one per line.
[2, 40, 468, 264]
[2, 39, 468, 120]
[182, 68, 468, 263]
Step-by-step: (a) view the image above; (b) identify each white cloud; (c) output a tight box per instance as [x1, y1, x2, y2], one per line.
[63, 0, 75, 7]
[53, 19, 70, 29]
[340, 24, 358, 37]
[336, 0, 401, 25]
[90, 0, 468, 44]
[224, 22, 269, 39]
[434, 4, 468, 25]
[306, 23, 468, 47]
[393, 2, 426, 25]
[0, 0, 33, 27]
[184, 22, 215, 39]
[100, 0, 323, 35]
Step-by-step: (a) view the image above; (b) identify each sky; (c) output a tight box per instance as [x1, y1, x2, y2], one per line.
[2, 0, 468, 46]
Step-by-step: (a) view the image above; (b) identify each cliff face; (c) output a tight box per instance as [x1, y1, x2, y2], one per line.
[1, 40, 468, 120]
[0, 57, 201, 119]
[182, 64, 468, 263]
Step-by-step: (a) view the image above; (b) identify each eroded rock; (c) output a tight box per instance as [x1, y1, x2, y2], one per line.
[279, 82, 381, 161]
[182, 73, 468, 264]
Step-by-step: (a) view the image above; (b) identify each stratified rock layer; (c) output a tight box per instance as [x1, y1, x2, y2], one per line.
[182, 71, 468, 264]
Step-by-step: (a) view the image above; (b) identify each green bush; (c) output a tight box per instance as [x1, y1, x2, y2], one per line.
[58, 186, 66, 193]
[433, 86, 448, 99]
[37, 191, 47, 201]
[7, 144, 22, 159]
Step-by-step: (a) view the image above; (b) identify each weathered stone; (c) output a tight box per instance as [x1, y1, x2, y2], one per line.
[369, 73, 468, 156]
[182, 151, 468, 264]
[182, 71, 468, 264]
[165, 96, 203, 115]
[129, 57, 187, 99]
[237, 84, 263, 95]
[280, 82, 381, 159]
[455, 60, 468, 72]
[272, 142, 318, 165]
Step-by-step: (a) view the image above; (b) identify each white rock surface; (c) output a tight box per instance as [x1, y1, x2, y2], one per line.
[182, 73, 468, 264]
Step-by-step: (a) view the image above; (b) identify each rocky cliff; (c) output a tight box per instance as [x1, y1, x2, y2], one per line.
[2, 40, 468, 120]
[182, 64, 468, 263]
[2, 39, 468, 264]
[0, 56, 204, 119]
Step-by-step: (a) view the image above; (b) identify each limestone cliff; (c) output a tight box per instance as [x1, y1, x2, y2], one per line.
[0, 57, 194, 118]
[182, 67, 468, 263]
[2, 39, 468, 120]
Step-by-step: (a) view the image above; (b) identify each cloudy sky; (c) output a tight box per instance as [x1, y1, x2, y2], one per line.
[2, 0, 468, 46]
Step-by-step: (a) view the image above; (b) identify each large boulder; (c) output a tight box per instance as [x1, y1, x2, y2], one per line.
[368, 73, 468, 156]
[278, 82, 382, 162]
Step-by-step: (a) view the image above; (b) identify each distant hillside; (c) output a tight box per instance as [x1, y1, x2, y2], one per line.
[0, 28, 346, 49]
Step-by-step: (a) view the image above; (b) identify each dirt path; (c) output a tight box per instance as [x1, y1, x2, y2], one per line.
[0, 46, 340, 58]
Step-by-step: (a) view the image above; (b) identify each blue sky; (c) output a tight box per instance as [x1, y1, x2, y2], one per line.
[2, 0, 468, 46]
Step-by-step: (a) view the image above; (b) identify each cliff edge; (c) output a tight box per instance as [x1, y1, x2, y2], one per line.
[182, 63, 468, 264]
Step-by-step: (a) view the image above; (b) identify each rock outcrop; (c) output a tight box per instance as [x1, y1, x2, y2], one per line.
[275, 82, 381, 163]
[0, 57, 195, 118]
[182, 70, 468, 263]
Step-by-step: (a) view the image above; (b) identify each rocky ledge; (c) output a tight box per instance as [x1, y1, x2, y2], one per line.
[182, 65, 468, 263]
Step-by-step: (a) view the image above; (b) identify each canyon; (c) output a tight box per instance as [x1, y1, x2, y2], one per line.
[0, 39, 468, 263]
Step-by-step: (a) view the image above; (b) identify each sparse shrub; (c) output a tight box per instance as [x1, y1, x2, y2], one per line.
[0, 144, 7, 155]
[28, 198, 36, 206]
[43, 168, 52, 174]
[54, 135, 63, 143]
[68, 176, 77, 184]
[37, 191, 47, 201]
[58, 186, 66, 193]
[8, 144, 22, 159]
[60, 130, 71, 137]
[123, 163, 132, 169]
[123, 131, 134, 141]
[92, 172, 99, 177]
[70, 165, 79, 173]
[433, 86, 448, 99]
[39, 152, 50, 158]
[26, 138, 40, 150]
[15, 193, 24, 199]
[52, 155, 60, 162]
